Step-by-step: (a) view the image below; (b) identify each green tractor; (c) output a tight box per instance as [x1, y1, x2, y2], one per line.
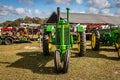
[42, 7, 86, 73]
[0, 35, 14, 45]
[116, 32, 120, 58]
[91, 25, 120, 58]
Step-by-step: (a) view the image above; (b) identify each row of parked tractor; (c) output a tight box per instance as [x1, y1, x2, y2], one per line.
[1, 7, 120, 73]
[42, 7, 120, 73]
[0, 27, 41, 45]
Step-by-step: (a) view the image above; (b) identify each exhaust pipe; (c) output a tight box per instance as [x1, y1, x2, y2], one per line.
[57, 7, 60, 23]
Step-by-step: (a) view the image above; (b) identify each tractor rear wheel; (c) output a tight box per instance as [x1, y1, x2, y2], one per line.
[115, 36, 120, 50]
[63, 50, 70, 73]
[91, 30, 100, 51]
[115, 43, 119, 50]
[54, 50, 61, 73]
[78, 31, 86, 56]
[43, 33, 49, 56]
[4, 37, 13, 45]
[42, 33, 52, 56]
[118, 47, 120, 58]
[0, 38, 2, 45]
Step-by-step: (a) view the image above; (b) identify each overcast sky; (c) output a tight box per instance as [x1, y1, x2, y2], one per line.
[0, 0, 120, 23]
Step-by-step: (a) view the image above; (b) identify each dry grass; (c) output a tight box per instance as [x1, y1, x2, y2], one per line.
[0, 41, 120, 80]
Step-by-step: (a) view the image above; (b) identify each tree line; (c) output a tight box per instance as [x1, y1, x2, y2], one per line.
[0, 16, 48, 27]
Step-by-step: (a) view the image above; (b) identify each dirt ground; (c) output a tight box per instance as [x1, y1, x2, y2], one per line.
[0, 41, 120, 80]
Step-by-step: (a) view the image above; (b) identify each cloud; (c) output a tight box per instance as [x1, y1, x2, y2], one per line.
[88, 7, 98, 14]
[70, 9, 86, 13]
[34, 9, 50, 18]
[79, 11, 86, 13]
[0, 4, 13, 16]
[15, 8, 25, 15]
[0, 4, 32, 18]
[87, 7, 113, 16]
[0, 4, 50, 21]
[86, 0, 114, 16]
[98, 9, 113, 15]
[115, 8, 120, 15]
[15, 8, 32, 16]
[0, 11, 8, 16]
[113, 0, 120, 7]
[53, 0, 71, 4]
[76, 0, 83, 4]
[87, 0, 111, 9]
[112, 0, 120, 16]
[34, 9, 41, 17]
[19, 0, 34, 6]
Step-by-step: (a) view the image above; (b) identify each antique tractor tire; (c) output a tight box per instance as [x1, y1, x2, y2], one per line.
[91, 30, 100, 51]
[118, 47, 120, 58]
[0, 38, 2, 45]
[43, 33, 52, 56]
[115, 36, 120, 50]
[78, 31, 86, 56]
[63, 50, 70, 73]
[54, 50, 70, 73]
[4, 37, 14, 45]
[115, 43, 119, 50]
[54, 50, 61, 73]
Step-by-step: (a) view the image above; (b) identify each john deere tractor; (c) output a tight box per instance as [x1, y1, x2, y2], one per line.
[91, 25, 120, 58]
[42, 7, 86, 73]
[116, 32, 120, 58]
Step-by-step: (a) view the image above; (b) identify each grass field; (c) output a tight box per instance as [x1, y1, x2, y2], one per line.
[0, 41, 120, 80]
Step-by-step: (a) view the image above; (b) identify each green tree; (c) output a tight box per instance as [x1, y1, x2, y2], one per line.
[3, 20, 12, 27]
[24, 16, 33, 23]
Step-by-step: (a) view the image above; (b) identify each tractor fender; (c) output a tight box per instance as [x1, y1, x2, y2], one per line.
[45, 25, 54, 33]
[77, 26, 84, 33]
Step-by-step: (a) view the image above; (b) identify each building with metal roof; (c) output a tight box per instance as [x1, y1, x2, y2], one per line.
[46, 12, 120, 25]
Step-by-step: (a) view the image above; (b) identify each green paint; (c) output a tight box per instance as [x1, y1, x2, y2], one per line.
[46, 25, 54, 32]
[77, 26, 84, 33]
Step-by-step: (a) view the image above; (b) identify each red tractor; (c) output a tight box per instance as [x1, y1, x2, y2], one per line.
[0, 27, 14, 45]
[86, 24, 103, 40]
[0, 27, 30, 45]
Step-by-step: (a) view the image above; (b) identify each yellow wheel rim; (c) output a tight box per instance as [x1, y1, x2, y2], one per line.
[118, 48, 120, 57]
[48, 33, 52, 49]
[115, 43, 119, 49]
[78, 34, 80, 52]
[91, 33, 96, 48]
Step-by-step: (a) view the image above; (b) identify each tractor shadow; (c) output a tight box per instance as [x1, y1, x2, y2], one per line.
[7, 51, 57, 74]
[14, 41, 32, 44]
[71, 48, 119, 61]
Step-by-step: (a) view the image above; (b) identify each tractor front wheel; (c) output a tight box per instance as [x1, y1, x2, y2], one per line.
[63, 50, 70, 73]
[4, 37, 13, 45]
[78, 31, 86, 56]
[43, 33, 52, 56]
[118, 47, 120, 58]
[91, 30, 100, 51]
[43, 33, 49, 56]
[54, 50, 61, 73]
